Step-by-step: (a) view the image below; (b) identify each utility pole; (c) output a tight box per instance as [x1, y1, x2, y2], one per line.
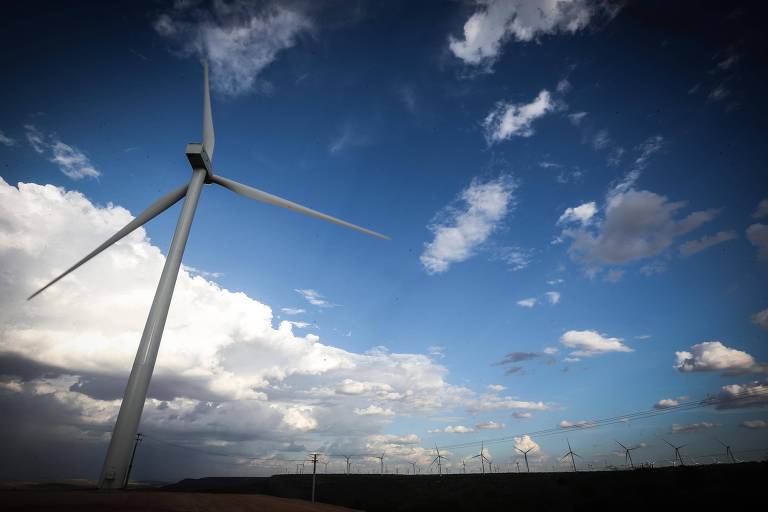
[310, 453, 319, 503]
[123, 432, 143, 489]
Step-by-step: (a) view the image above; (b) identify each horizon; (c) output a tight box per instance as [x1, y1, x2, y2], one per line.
[0, 0, 767, 482]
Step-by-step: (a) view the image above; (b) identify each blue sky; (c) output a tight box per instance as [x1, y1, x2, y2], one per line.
[0, 1, 767, 479]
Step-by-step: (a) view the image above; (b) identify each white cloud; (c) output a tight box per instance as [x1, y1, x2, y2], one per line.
[421, 176, 516, 274]
[353, 405, 395, 417]
[280, 307, 305, 315]
[153, 1, 312, 96]
[544, 291, 560, 305]
[448, 0, 617, 68]
[24, 125, 100, 180]
[674, 341, 763, 375]
[560, 330, 632, 358]
[557, 202, 597, 226]
[592, 129, 611, 150]
[753, 199, 768, 219]
[608, 135, 664, 199]
[741, 419, 768, 429]
[714, 380, 768, 410]
[543, 347, 559, 355]
[428, 345, 447, 359]
[563, 190, 718, 266]
[476, 420, 505, 430]
[654, 398, 680, 410]
[487, 384, 506, 392]
[512, 411, 532, 419]
[678, 230, 737, 257]
[467, 393, 549, 414]
[556, 78, 572, 93]
[0, 178, 473, 460]
[517, 298, 536, 308]
[671, 422, 719, 434]
[429, 425, 474, 434]
[496, 246, 533, 271]
[513, 434, 541, 455]
[752, 309, 768, 331]
[0, 130, 16, 146]
[746, 223, 768, 260]
[295, 289, 335, 308]
[568, 111, 588, 125]
[483, 90, 555, 143]
[559, 419, 595, 429]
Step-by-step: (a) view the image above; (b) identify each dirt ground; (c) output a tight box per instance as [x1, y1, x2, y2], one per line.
[1, 490, 362, 512]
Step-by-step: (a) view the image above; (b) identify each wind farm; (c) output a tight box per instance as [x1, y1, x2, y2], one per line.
[2, 1, 768, 511]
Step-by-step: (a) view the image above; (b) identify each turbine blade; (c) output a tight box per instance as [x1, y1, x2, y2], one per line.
[202, 60, 215, 160]
[27, 184, 188, 300]
[211, 174, 390, 240]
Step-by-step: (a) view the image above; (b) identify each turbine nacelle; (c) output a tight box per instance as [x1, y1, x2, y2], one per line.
[185, 143, 214, 179]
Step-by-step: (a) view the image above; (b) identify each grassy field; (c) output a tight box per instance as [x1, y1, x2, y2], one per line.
[165, 462, 767, 511]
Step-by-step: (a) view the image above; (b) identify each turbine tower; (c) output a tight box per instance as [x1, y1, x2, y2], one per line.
[663, 439, 686, 467]
[560, 439, 580, 472]
[471, 441, 491, 474]
[410, 461, 417, 475]
[515, 446, 533, 473]
[374, 453, 385, 475]
[27, 62, 388, 490]
[343, 455, 352, 475]
[615, 440, 637, 469]
[716, 438, 737, 463]
[431, 444, 449, 476]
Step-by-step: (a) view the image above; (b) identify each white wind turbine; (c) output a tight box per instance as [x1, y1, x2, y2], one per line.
[27, 62, 388, 490]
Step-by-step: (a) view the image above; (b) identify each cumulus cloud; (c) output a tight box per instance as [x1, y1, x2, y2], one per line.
[741, 419, 768, 429]
[153, 0, 312, 96]
[653, 396, 688, 410]
[487, 384, 506, 392]
[674, 341, 764, 375]
[24, 125, 100, 180]
[0, 178, 473, 475]
[467, 392, 549, 414]
[448, 0, 618, 68]
[513, 434, 541, 455]
[679, 230, 737, 257]
[476, 420, 505, 430]
[544, 291, 561, 305]
[752, 309, 768, 330]
[512, 411, 532, 419]
[560, 330, 633, 358]
[671, 422, 719, 434]
[746, 223, 768, 260]
[557, 202, 597, 226]
[713, 380, 768, 410]
[421, 175, 516, 274]
[483, 90, 556, 143]
[562, 190, 718, 266]
[568, 111, 588, 125]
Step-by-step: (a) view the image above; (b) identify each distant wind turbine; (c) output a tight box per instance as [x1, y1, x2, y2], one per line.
[27, 62, 388, 490]
[471, 441, 491, 474]
[431, 444, 449, 476]
[663, 439, 686, 467]
[615, 440, 638, 469]
[715, 438, 737, 463]
[374, 453, 385, 475]
[410, 461, 417, 475]
[515, 446, 534, 473]
[560, 439, 581, 472]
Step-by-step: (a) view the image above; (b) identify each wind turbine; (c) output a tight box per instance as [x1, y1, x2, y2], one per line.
[409, 461, 417, 475]
[430, 444, 449, 476]
[715, 438, 737, 463]
[342, 455, 352, 475]
[560, 439, 580, 472]
[471, 441, 491, 474]
[615, 440, 638, 469]
[374, 453, 385, 474]
[663, 439, 686, 467]
[461, 458, 467, 474]
[515, 446, 534, 473]
[27, 62, 388, 490]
